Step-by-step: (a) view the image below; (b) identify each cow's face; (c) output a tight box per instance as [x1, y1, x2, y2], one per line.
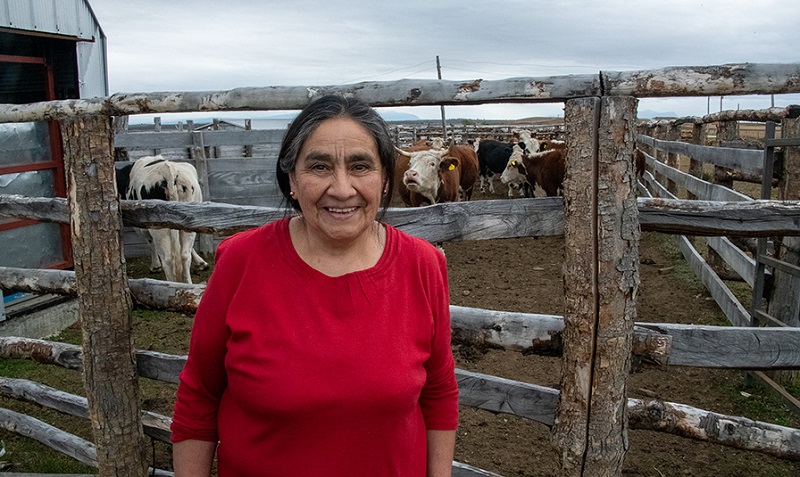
[500, 145, 527, 185]
[403, 149, 449, 201]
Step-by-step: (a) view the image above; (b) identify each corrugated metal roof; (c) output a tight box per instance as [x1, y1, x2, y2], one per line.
[0, 0, 103, 41]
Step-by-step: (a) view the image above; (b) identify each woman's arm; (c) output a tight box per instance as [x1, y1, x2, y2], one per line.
[173, 439, 217, 477]
[426, 429, 456, 477]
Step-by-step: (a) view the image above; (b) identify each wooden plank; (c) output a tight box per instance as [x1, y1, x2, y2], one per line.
[5, 193, 800, 239]
[457, 369, 559, 426]
[114, 129, 285, 149]
[452, 462, 505, 477]
[707, 236, 763, 287]
[639, 135, 763, 175]
[205, 157, 277, 173]
[642, 151, 753, 201]
[3, 62, 800, 122]
[636, 323, 800, 368]
[0, 377, 172, 443]
[0, 408, 97, 467]
[604, 63, 800, 97]
[677, 235, 752, 327]
[748, 371, 800, 418]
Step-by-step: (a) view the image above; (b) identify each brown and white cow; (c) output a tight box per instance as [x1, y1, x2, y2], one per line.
[501, 147, 565, 197]
[395, 142, 478, 206]
[396, 147, 460, 206]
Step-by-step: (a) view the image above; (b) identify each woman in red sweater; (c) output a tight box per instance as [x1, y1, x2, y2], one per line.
[171, 95, 459, 476]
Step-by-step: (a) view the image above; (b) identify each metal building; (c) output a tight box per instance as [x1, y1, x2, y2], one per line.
[0, 0, 108, 311]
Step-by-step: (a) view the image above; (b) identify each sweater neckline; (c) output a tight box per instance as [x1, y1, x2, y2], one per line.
[276, 216, 395, 281]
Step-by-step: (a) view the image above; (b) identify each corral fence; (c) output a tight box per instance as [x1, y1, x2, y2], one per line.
[1, 63, 800, 476]
[636, 105, 800, 415]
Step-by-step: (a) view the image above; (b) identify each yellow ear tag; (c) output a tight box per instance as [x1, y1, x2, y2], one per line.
[448, 164, 455, 171]
[542, 144, 548, 149]
[510, 161, 516, 166]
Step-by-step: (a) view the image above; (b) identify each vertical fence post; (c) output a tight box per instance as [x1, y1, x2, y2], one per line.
[713, 121, 736, 188]
[153, 116, 162, 157]
[60, 115, 148, 477]
[687, 123, 706, 199]
[665, 123, 681, 195]
[244, 119, 253, 158]
[552, 96, 639, 477]
[191, 131, 214, 256]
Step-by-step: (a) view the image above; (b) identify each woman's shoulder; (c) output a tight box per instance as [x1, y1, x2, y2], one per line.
[385, 224, 446, 268]
[216, 217, 288, 262]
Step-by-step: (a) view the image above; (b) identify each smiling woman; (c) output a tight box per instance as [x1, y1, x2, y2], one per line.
[170, 95, 460, 477]
[287, 117, 387, 273]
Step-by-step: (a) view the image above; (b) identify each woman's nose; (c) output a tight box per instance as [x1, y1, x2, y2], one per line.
[328, 169, 356, 197]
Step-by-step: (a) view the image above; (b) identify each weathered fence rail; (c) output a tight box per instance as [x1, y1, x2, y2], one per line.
[2, 63, 800, 122]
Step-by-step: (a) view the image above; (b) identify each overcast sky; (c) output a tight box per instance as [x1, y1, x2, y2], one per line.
[87, 0, 800, 122]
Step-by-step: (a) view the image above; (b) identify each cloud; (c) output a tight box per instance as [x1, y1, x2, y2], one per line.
[90, 0, 800, 119]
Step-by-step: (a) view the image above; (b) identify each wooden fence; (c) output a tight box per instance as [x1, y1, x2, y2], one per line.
[637, 106, 800, 416]
[1, 62, 800, 476]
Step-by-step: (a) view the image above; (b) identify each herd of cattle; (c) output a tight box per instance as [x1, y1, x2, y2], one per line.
[115, 128, 643, 283]
[395, 129, 568, 207]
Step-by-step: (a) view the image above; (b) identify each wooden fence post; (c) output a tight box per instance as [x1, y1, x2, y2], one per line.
[552, 96, 640, 477]
[665, 124, 681, 195]
[153, 116, 161, 157]
[714, 121, 736, 188]
[244, 119, 253, 157]
[60, 115, 148, 477]
[191, 131, 215, 256]
[687, 123, 706, 200]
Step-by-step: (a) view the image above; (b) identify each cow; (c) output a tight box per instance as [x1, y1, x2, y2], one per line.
[476, 139, 528, 196]
[537, 139, 566, 152]
[447, 143, 479, 201]
[512, 129, 540, 155]
[396, 147, 461, 206]
[118, 155, 207, 284]
[498, 144, 534, 198]
[395, 141, 478, 206]
[501, 147, 566, 197]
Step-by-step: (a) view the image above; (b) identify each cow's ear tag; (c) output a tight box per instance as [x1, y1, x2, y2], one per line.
[510, 161, 516, 166]
[542, 144, 548, 149]
[448, 164, 455, 171]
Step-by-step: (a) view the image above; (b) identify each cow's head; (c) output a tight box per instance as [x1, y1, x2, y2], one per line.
[397, 147, 457, 204]
[500, 145, 527, 185]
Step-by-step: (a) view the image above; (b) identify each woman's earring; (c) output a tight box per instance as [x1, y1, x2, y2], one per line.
[290, 191, 296, 198]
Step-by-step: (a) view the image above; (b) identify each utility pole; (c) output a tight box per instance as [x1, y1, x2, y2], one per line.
[436, 55, 448, 141]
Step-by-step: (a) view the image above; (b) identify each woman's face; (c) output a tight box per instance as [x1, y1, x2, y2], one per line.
[289, 117, 385, 247]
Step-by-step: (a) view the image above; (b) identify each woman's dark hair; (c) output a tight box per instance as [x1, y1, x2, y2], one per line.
[276, 95, 396, 218]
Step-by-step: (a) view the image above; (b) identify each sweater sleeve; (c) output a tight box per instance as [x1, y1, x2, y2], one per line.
[170, 237, 241, 443]
[419, 246, 460, 430]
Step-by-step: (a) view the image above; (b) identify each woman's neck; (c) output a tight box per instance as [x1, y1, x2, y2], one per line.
[288, 217, 386, 277]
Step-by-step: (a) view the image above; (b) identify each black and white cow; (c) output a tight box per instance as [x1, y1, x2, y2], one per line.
[476, 139, 528, 197]
[117, 155, 207, 283]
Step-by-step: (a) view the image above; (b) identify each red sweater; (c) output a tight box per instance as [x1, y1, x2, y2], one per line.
[171, 217, 459, 476]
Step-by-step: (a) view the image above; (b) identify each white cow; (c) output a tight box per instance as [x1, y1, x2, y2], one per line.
[125, 155, 207, 284]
